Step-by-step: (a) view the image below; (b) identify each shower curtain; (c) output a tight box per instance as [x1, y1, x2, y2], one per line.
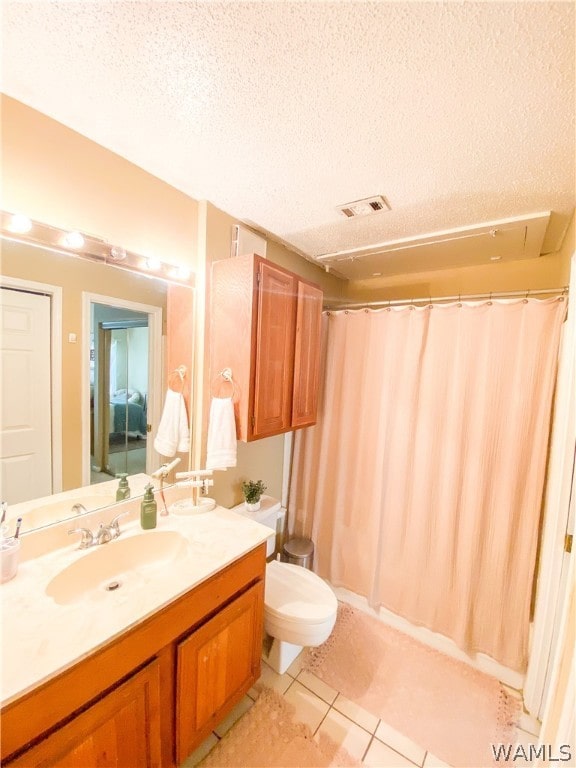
[289, 297, 566, 672]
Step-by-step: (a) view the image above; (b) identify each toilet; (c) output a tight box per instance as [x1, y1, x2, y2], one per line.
[232, 496, 338, 674]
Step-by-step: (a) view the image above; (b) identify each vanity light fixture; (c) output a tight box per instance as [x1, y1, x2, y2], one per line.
[109, 246, 127, 261]
[1, 210, 194, 286]
[170, 266, 191, 281]
[8, 213, 32, 234]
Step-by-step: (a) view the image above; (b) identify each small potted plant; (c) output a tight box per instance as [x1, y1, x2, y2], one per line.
[242, 480, 267, 512]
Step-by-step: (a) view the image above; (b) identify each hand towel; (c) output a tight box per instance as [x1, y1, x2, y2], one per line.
[153, 389, 190, 457]
[206, 397, 237, 470]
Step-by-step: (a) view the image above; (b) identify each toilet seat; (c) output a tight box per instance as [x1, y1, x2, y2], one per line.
[264, 561, 337, 648]
[263, 560, 337, 674]
[265, 561, 337, 623]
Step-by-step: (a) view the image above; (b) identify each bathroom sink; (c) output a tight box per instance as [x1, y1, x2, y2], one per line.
[21, 495, 116, 532]
[45, 530, 190, 605]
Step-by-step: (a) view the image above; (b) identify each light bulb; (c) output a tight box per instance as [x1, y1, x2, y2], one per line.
[145, 257, 162, 271]
[9, 213, 33, 234]
[109, 246, 127, 261]
[62, 231, 85, 249]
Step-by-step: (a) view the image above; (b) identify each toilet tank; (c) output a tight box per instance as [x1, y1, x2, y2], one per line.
[230, 495, 281, 557]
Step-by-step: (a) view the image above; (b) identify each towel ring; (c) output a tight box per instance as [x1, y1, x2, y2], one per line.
[169, 365, 186, 392]
[211, 368, 239, 400]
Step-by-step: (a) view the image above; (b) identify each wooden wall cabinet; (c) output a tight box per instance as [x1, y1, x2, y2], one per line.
[211, 253, 323, 441]
[2, 545, 265, 768]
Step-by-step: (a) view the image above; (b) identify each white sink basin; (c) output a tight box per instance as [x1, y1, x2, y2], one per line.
[45, 530, 190, 605]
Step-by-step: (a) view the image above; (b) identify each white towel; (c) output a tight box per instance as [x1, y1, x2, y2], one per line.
[153, 389, 190, 457]
[206, 397, 237, 470]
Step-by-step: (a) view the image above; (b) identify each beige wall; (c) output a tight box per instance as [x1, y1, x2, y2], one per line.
[344, 215, 574, 302]
[1, 95, 199, 269]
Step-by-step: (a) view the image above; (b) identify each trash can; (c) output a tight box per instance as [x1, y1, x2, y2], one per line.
[282, 537, 314, 570]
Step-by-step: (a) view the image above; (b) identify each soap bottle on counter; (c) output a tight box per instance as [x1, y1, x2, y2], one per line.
[140, 484, 157, 530]
[116, 473, 131, 501]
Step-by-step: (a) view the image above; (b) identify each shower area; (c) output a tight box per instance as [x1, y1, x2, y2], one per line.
[289, 290, 570, 687]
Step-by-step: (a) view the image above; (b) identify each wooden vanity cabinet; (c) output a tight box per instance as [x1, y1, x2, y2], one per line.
[176, 581, 263, 763]
[1, 545, 266, 768]
[210, 253, 323, 441]
[7, 659, 163, 768]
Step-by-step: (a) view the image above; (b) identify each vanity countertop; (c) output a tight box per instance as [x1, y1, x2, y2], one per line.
[0, 496, 271, 708]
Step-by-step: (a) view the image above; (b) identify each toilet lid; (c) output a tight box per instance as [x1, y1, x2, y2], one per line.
[265, 560, 337, 623]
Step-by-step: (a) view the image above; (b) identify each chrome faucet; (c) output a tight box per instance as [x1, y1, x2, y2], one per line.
[95, 523, 114, 545]
[68, 510, 130, 549]
[71, 503, 88, 515]
[107, 510, 130, 539]
[68, 527, 94, 549]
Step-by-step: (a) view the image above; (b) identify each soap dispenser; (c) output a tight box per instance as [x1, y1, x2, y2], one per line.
[140, 484, 157, 530]
[116, 473, 131, 501]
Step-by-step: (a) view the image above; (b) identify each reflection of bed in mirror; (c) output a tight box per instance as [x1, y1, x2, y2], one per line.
[109, 390, 147, 440]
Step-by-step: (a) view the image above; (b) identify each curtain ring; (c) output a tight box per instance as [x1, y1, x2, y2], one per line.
[523, 289, 530, 304]
[487, 291, 493, 306]
[457, 293, 462, 308]
[386, 299, 392, 312]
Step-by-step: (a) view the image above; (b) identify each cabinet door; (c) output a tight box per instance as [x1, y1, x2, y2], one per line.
[252, 262, 297, 439]
[176, 581, 264, 764]
[8, 660, 162, 768]
[292, 281, 323, 428]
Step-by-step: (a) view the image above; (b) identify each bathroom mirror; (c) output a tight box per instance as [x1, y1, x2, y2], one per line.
[1, 235, 193, 533]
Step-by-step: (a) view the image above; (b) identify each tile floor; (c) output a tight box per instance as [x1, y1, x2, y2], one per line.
[181, 652, 540, 768]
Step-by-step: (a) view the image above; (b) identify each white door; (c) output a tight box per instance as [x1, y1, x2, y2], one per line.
[525, 259, 576, 720]
[0, 288, 52, 503]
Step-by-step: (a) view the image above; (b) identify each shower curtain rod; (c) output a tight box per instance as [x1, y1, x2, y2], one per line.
[324, 286, 568, 311]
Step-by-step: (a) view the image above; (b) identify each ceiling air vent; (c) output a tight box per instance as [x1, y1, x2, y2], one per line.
[336, 195, 391, 218]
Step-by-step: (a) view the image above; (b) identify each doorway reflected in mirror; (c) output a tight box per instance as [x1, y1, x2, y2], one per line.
[90, 302, 151, 484]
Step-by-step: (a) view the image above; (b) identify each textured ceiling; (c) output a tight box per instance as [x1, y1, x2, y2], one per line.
[1, 1, 575, 279]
